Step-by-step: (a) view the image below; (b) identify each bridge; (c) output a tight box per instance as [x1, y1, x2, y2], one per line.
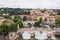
[17, 28, 60, 34]
[9, 27, 60, 40]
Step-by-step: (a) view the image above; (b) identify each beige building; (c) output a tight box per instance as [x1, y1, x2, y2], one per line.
[0, 17, 6, 25]
[19, 9, 56, 22]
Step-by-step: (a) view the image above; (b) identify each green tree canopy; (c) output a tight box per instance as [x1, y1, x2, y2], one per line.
[9, 23, 17, 32]
[55, 17, 60, 26]
[0, 8, 31, 15]
[0, 24, 9, 36]
[23, 16, 27, 21]
[39, 17, 42, 24]
[33, 21, 41, 27]
[0, 23, 18, 35]
[14, 16, 24, 28]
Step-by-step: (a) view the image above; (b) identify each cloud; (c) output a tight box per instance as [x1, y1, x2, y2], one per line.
[0, 0, 60, 9]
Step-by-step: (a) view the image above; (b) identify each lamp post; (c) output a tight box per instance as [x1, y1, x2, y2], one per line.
[17, 24, 19, 30]
[17, 24, 20, 34]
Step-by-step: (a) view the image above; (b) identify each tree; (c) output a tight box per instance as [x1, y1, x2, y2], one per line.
[39, 17, 42, 24]
[33, 17, 42, 27]
[44, 18, 47, 21]
[0, 26, 3, 35]
[23, 16, 27, 21]
[17, 20, 24, 28]
[14, 16, 22, 23]
[13, 16, 24, 28]
[9, 23, 17, 32]
[0, 23, 18, 36]
[0, 24, 9, 36]
[4, 15, 11, 19]
[33, 21, 41, 27]
[0, 8, 31, 15]
[55, 17, 60, 26]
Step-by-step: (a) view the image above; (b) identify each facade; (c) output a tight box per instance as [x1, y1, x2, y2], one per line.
[19, 9, 56, 22]
[19, 9, 56, 26]
[10, 9, 57, 24]
[0, 17, 6, 25]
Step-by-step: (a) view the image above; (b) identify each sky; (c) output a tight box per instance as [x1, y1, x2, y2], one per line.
[0, 0, 60, 9]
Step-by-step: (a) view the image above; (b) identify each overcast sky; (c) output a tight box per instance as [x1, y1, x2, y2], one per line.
[0, 0, 60, 9]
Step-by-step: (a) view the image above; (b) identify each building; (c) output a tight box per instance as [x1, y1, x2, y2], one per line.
[0, 17, 6, 25]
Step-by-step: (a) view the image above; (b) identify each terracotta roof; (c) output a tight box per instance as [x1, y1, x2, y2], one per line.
[27, 15, 32, 20]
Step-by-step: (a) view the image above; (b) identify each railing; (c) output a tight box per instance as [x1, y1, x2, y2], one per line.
[17, 28, 60, 33]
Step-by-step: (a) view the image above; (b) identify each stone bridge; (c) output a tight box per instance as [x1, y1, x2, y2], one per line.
[17, 28, 60, 34]
[9, 28, 60, 40]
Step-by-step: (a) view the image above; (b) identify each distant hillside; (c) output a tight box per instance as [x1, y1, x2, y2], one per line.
[0, 8, 60, 15]
[53, 9, 60, 15]
[0, 8, 31, 15]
